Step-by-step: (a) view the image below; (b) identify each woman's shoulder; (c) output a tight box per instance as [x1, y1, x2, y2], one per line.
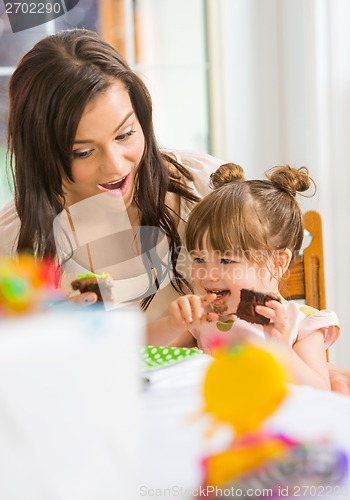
[168, 149, 226, 199]
[0, 199, 20, 255]
[170, 149, 225, 175]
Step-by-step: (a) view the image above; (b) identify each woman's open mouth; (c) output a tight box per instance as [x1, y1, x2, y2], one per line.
[97, 174, 130, 195]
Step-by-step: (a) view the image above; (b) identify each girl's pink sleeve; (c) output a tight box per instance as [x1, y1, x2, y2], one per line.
[297, 309, 341, 349]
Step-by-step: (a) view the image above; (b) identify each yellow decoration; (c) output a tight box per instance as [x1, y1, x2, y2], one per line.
[203, 344, 288, 436]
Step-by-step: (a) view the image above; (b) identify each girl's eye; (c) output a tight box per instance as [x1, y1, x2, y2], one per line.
[192, 257, 205, 264]
[220, 258, 235, 265]
[115, 130, 136, 142]
[72, 149, 93, 160]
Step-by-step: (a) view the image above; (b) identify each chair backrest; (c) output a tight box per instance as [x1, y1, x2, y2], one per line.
[279, 210, 326, 310]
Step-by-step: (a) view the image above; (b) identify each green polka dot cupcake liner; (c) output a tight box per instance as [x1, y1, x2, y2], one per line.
[139, 345, 203, 371]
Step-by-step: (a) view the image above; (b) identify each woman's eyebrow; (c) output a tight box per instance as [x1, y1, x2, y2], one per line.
[73, 110, 135, 144]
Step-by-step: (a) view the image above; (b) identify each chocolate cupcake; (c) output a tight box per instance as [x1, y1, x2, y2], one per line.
[71, 272, 113, 303]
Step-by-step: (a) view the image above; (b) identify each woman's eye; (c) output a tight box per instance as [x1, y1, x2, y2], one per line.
[115, 130, 136, 142]
[72, 149, 93, 160]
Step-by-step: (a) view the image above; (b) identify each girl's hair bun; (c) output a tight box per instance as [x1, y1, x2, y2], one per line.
[265, 165, 315, 196]
[209, 162, 246, 189]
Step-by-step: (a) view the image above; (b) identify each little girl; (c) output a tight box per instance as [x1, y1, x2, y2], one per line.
[163, 163, 340, 390]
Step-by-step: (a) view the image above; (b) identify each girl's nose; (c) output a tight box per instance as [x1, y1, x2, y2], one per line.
[207, 264, 221, 281]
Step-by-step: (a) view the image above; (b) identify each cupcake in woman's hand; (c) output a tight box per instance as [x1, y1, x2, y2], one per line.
[70, 272, 113, 303]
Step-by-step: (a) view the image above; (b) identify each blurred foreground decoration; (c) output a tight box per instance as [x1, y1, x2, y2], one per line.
[0, 254, 62, 316]
[199, 343, 348, 498]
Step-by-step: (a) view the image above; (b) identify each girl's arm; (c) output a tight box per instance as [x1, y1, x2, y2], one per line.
[167, 330, 197, 348]
[258, 300, 330, 390]
[146, 315, 188, 345]
[287, 332, 330, 390]
[146, 293, 217, 345]
[146, 318, 197, 346]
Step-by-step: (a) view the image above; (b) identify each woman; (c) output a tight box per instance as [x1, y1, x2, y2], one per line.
[0, 28, 223, 343]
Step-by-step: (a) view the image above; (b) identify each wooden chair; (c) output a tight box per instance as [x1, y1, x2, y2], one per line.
[279, 211, 326, 310]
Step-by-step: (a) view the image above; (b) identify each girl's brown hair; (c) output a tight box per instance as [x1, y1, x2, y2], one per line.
[8, 28, 198, 307]
[185, 162, 315, 264]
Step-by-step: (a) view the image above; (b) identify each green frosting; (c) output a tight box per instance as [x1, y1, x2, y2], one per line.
[76, 272, 109, 279]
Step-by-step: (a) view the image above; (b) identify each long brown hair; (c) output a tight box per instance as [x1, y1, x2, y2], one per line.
[186, 162, 315, 265]
[8, 29, 198, 307]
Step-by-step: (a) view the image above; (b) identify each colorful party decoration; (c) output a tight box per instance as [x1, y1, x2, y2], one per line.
[0, 254, 61, 316]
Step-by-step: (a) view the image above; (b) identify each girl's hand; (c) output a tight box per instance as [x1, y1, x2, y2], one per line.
[328, 363, 350, 395]
[255, 299, 293, 345]
[168, 293, 218, 333]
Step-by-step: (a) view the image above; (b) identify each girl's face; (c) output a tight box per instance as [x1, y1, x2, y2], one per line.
[190, 247, 279, 314]
[63, 81, 145, 208]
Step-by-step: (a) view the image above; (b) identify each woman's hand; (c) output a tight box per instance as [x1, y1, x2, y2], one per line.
[60, 288, 98, 306]
[168, 293, 218, 333]
[256, 299, 293, 345]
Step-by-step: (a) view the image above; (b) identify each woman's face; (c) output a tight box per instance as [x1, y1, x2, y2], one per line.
[63, 81, 145, 208]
